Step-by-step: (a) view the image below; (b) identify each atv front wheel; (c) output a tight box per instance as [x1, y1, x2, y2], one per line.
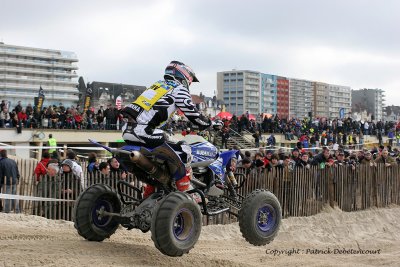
[151, 192, 202, 256]
[238, 189, 281, 246]
[73, 184, 121, 241]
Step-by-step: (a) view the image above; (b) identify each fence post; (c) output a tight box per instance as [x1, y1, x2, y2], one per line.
[328, 168, 335, 208]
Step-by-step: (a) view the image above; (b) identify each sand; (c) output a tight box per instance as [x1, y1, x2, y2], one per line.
[1, 205, 400, 267]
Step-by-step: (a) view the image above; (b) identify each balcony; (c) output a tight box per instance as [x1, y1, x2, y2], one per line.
[0, 49, 78, 61]
[2, 58, 78, 70]
[246, 80, 259, 86]
[246, 73, 260, 79]
[0, 75, 76, 85]
[246, 92, 259, 97]
[0, 66, 78, 77]
[246, 100, 259, 105]
[1, 90, 79, 101]
[0, 83, 78, 92]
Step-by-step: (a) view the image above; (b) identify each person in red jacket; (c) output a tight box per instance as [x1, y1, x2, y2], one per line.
[17, 109, 28, 127]
[34, 151, 51, 182]
[74, 113, 83, 129]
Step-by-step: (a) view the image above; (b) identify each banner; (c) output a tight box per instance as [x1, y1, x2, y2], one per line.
[339, 108, 345, 119]
[116, 95, 122, 110]
[83, 83, 93, 113]
[36, 86, 45, 113]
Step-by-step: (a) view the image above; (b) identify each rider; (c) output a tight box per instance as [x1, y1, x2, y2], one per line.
[121, 61, 212, 196]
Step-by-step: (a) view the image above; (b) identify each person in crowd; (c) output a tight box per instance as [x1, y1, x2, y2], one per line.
[0, 149, 20, 213]
[60, 159, 84, 196]
[96, 109, 104, 130]
[375, 149, 397, 167]
[47, 162, 59, 177]
[253, 152, 266, 170]
[87, 152, 99, 174]
[104, 103, 114, 130]
[267, 134, 276, 147]
[34, 151, 51, 182]
[334, 150, 347, 166]
[66, 149, 77, 161]
[74, 112, 83, 129]
[311, 147, 334, 168]
[0, 107, 11, 128]
[270, 154, 282, 169]
[282, 155, 294, 171]
[252, 131, 260, 148]
[277, 148, 286, 160]
[296, 153, 311, 169]
[14, 101, 22, 113]
[221, 127, 230, 149]
[0, 100, 6, 111]
[99, 162, 111, 176]
[59, 159, 83, 220]
[107, 157, 127, 180]
[33, 152, 59, 216]
[48, 134, 57, 154]
[264, 150, 273, 163]
[238, 157, 252, 169]
[291, 148, 300, 164]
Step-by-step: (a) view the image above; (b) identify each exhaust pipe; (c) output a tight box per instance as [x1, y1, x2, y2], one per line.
[130, 151, 170, 185]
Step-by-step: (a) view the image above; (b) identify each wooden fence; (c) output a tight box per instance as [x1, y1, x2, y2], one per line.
[3, 159, 400, 225]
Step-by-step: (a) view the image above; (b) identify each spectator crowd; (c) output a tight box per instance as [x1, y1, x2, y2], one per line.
[0, 100, 125, 130]
[2, 99, 399, 152]
[236, 145, 398, 176]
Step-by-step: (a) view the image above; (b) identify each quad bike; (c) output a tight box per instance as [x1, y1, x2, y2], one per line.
[73, 135, 281, 257]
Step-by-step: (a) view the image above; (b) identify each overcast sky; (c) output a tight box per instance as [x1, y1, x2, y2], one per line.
[1, 0, 400, 105]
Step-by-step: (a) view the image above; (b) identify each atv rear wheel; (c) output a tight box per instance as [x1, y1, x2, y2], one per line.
[73, 184, 121, 241]
[151, 192, 202, 256]
[238, 189, 281, 246]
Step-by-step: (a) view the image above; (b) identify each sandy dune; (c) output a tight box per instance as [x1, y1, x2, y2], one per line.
[1, 205, 399, 267]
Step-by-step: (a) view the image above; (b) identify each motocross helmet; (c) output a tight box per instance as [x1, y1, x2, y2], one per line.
[164, 61, 199, 89]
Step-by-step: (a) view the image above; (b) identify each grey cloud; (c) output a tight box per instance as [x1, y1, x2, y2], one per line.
[1, 0, 399, 105]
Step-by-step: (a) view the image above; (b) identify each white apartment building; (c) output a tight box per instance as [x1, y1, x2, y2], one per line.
[328, 84, 352, 118]
[217, 70, 260, 116]
[0, 42, 79, 109]
[218, 69, 353, 120]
